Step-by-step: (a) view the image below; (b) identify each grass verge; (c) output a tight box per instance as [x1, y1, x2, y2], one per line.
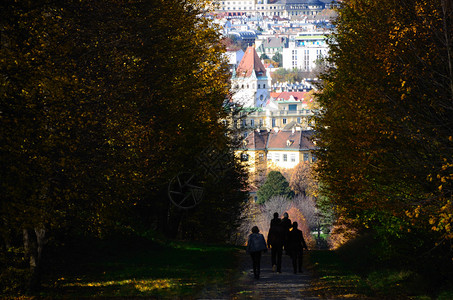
[305, 247, 453, 299]
[7, 235, 242, 299]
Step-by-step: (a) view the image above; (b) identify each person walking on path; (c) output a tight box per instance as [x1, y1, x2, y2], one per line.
[246, 226, 267, 279]
[281, 212, 292, 254]
[267, 213, 285, 273]
[281, 212, 292, 233]
[287, 221, 308, 274]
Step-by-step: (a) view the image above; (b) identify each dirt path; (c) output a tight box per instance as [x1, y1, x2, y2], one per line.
[198, 250, 320, 299]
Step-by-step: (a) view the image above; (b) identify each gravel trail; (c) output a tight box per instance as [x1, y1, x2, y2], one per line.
[198, 250, 320, 300]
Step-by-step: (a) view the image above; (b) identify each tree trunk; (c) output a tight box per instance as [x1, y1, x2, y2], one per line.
[23, 226, 46, 293]
[23, 228, 31, 262]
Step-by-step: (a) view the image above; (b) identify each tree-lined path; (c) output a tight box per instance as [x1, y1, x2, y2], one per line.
[199, 250, 319, 300]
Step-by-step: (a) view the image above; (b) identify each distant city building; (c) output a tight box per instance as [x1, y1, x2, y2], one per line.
[225, 48, 245, 71]
[231, 46, 271, 107]
[271, 81, 314, 92]
[230, 46, 318, 132]
[236, 90, 316, 132]
[256, 36, 288, 58]
[282, 33, 328, 70]
[227, 30, 258, 46]
[214, 0, 326, 18]
[236, 128, 317, 183]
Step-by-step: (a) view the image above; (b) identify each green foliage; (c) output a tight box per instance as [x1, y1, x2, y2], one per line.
[271, 68, 304, 84]
[308, 234, 453, 299]
[0, 0, 248, 293]
[315, 0, 453, 259]
[4, 235, 240, 298]
[271, 52, 282, 64]
[256, 171, 294, 204]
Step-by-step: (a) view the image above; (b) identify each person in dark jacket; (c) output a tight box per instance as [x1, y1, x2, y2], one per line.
[281, 212, 292, 254]
[246, 226, 267, 279]
[281, 212, 292, 232]
[270, 212, 280, 227]
[267, 213, 285, 273]
[286, 222, 308, 274]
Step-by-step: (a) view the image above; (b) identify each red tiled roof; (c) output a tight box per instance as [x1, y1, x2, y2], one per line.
[270, 92, 280, 98]
[241, 130, 315, 151]
[267, 130, 314, 150]
[242, 130, 270, 150]
[236, 46, 267, 78]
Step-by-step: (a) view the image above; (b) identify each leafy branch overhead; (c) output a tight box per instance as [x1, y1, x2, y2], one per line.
[1, 0, 248, 292]
[315, 0, 452, 254]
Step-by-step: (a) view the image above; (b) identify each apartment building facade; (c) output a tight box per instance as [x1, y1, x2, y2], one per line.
[214, 0, 325, 17]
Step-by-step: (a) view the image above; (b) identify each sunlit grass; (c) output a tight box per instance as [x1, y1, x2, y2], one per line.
[60, 277, 196, 294]
[41, 238, 240, 298]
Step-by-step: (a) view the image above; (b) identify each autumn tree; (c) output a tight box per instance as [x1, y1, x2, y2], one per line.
[1, 0, 247, 292]
[316, 0, 452, 263]
[289, 162, 317, 196]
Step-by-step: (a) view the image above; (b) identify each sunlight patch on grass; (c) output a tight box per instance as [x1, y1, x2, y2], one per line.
[62, 278, 194, 292]
[134, 279, 189, 292]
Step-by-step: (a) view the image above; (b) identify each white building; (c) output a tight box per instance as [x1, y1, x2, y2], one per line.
[282, 33, 328, 70]
[225, 49, 245, 68]
[236, 128, 317, 185]
[214, 0, 326, 18]
[231, 46, 271, 107]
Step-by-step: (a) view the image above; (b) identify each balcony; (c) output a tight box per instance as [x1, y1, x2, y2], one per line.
[240, 109, 316, 118]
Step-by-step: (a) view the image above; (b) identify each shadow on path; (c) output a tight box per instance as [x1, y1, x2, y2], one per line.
[199, 250, 320, 299]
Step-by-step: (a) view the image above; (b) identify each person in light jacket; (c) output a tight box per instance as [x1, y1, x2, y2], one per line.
[246, 226, 267, 279]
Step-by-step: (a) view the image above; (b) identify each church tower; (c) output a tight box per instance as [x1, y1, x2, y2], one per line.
[231, 46, 270, 108]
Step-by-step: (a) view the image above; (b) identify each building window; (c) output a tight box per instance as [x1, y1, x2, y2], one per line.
[275, 154, 280, 161]
[263, 84, 266, 88]
[291, 154, 296, 162]
[259, 119, 263, 126]
[283, 154, 287, 162]
[312, 153, 317, 162]
[304, 49, 310, 71]
[250, 119, 255, 127]
[272, 118, 276, 127]
[303, 153, 309, 161]
[297, 117, 301, 123]
[288, 104, 297, 111]
[258, 84, 261, 88]
[283, 118, 287, 124]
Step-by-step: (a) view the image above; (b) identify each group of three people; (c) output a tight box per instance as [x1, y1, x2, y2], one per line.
[246, 212, 308, 279]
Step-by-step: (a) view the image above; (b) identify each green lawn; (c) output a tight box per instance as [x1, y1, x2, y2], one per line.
[306, 249, 453, 300]
[34, 237, 241, 299]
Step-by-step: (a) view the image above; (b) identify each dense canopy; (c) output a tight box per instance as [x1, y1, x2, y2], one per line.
[1, 0, 248, 292]
[316, 0, 452, 261]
